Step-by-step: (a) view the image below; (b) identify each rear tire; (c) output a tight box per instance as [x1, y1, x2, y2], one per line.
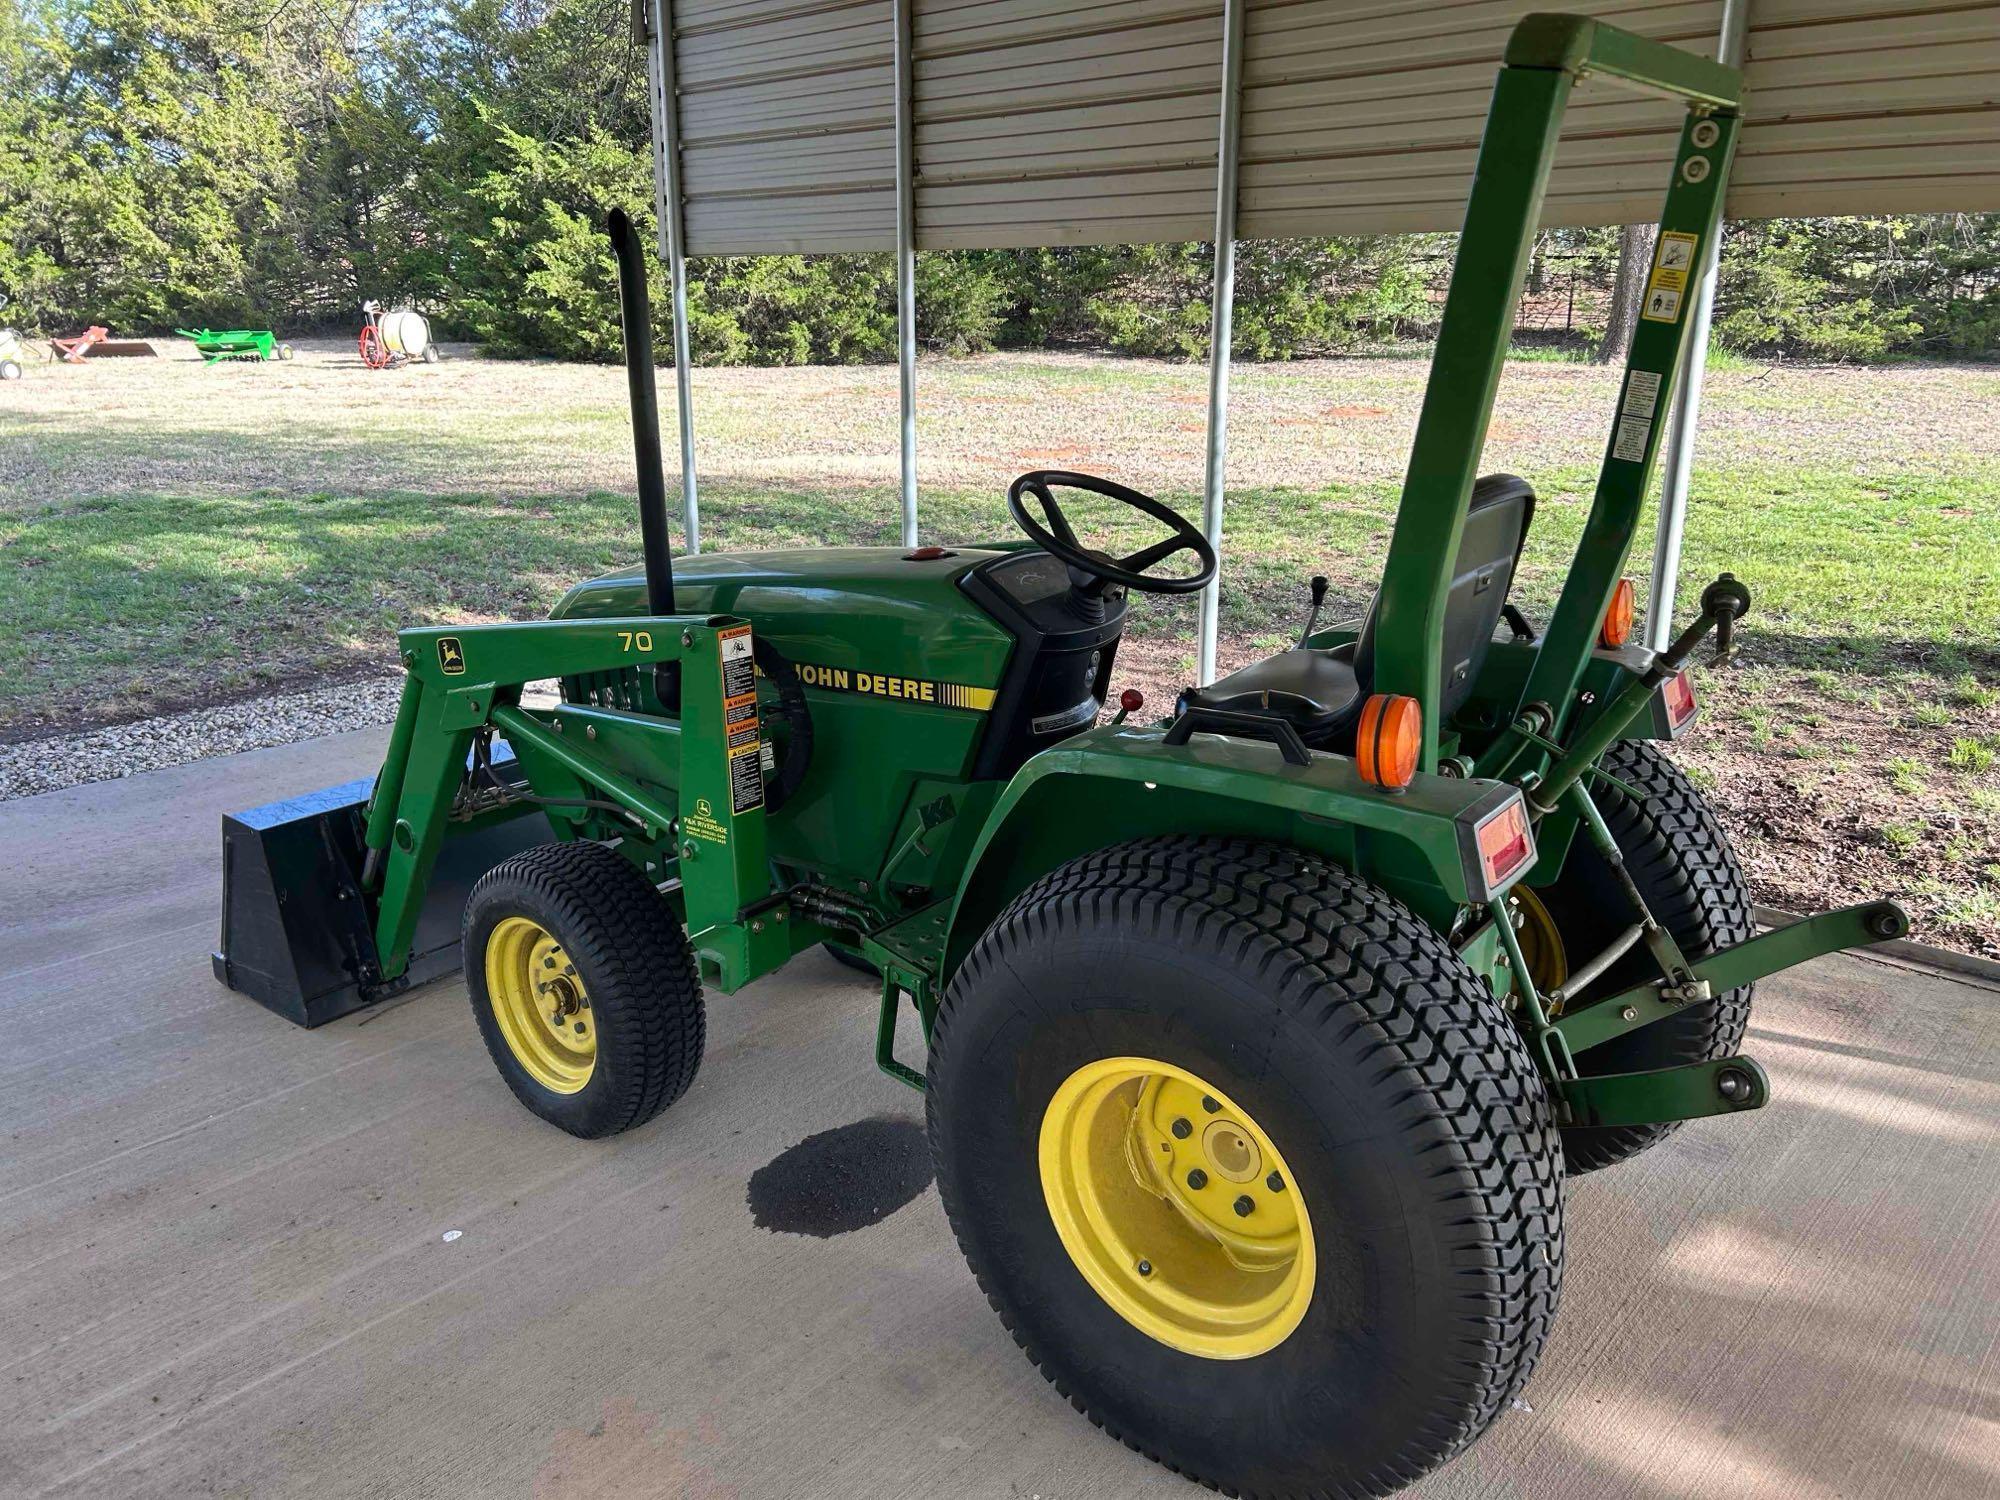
[928, 836, 1563, 1499]
[463, 840, 703, 1138]
[1535, 740, 1755, 1175]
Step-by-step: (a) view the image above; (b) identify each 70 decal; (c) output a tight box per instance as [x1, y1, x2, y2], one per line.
[616, 630, 654, 653]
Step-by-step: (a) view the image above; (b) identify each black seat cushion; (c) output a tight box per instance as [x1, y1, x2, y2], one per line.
[1179, 474, 1535, 747]
[1175, 643, 1365, 742]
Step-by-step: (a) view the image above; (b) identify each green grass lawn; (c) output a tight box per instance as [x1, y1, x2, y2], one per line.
[2, 344, 1995, 951]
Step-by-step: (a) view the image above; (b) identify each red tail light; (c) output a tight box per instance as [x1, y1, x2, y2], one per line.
[1474, 798, 1534, 893]
[1661, 668, 1699, 733]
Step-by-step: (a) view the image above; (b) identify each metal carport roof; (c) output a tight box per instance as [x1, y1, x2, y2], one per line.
[636, 0, 2000, 679]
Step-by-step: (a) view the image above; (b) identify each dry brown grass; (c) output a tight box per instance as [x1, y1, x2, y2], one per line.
[6, 338, 1998, 510]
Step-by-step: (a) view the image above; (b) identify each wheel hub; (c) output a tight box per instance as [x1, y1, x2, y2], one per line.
[1510, 885, 1569, 996]
[486, 917, 596, 1093]
[1040, 1057, 1315, 1359]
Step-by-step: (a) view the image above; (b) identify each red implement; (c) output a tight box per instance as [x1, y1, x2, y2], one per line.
[50, 326, 157, 361]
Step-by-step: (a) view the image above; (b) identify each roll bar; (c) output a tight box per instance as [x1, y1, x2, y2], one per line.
[1370, 13, 1742, 771]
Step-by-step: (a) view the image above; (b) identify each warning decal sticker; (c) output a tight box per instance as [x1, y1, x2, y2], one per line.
[719, 624, 764, 815]
[1611, 368, 1663, 465]
[1641, 232, 1699, 323]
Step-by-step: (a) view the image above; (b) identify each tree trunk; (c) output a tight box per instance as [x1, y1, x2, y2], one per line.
[1596, 222, 1656, 365]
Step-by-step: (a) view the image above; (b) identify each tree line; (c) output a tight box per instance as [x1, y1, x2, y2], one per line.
[2, 0, 1995, 365]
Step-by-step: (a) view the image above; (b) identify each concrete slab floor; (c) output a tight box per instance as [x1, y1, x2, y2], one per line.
[0, 730, 1994, 1500]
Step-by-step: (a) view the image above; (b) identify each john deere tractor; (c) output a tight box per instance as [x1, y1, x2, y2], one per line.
[214, 16, 1906, 1497]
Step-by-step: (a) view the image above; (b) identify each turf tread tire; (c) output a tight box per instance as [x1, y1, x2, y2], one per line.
[1553, 740, 1755, 1174]
[927, 836, 1565, 1500]
[464, 840, 702, 1138]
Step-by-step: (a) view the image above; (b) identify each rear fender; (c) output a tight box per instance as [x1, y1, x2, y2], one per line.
[940, 724, 1532, 983]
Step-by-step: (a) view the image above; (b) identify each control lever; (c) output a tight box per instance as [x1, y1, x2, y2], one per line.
[1525, 571, 1754, 814]
[1699, 572, 1752, 664]
[1296, 575, 1330, 648]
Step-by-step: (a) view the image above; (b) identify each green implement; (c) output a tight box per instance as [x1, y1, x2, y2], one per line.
[176, 327, 293, 364]
[211, 16, 1909, 1497]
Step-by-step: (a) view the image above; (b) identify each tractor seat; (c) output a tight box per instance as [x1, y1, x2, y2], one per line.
[1178, 474, 1536, 747]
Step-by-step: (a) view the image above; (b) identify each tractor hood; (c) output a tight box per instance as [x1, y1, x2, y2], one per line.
[550, 545, 1026, 692]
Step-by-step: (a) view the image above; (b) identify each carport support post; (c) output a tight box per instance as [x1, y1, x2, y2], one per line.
[644, 0, 701, 554]
[1646, 0, 1751, 647]
[1196, 0, 1246, 686]
[893, 0, 919, 548]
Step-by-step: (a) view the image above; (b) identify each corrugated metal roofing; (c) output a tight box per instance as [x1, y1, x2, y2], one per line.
[661, 0, 2000, 253]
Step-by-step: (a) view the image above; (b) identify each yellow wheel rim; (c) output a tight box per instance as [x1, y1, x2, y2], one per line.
[1510, 886, 1569, 996]
[1039, 1057, 1315, 1360]
[485, 916, 596, 1094]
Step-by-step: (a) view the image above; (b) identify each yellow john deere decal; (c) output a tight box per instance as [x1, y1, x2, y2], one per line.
[436, 637, 466, 676]
[796, 662, 996, 711]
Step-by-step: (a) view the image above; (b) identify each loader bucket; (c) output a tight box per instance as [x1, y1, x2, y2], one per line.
[213, 761, 550, 1028]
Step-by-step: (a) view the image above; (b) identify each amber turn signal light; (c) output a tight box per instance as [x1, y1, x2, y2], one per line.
[1599, 578, 1636, 648]
[1356, 694, 1421, 789]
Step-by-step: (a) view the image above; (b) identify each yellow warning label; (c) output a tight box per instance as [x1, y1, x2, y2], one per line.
[796, 662, 997, 711]
[1641, 232, 1700, 323]
[718, 624, 763, 814]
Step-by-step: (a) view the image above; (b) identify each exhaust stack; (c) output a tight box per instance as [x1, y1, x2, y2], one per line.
[607, 206, 677, 617]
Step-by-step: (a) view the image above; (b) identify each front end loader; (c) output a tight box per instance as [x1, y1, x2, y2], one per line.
[213, 16, 1907, 1496]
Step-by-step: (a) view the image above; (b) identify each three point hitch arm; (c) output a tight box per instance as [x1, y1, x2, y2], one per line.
[1481, 576, 1909, 1129]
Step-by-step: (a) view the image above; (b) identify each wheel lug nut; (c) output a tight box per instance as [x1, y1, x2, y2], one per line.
[573, 1022, 586, 1035]
[1136, 1259, 1153, 1277]
[1170, 1117, 1192, 1139]
[1233, 1195, 1254, 1218]
[1266, 1172, 1284, 1193]
[1186, 1168, 1208, 1190]
[1200, 1095, 1221, 1113]
[543, 956, 556, 968]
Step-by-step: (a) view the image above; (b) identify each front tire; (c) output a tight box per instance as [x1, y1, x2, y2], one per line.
[1533, 739, 1755, 1174]
[463, 840, 703, 1137]
[928, 837, 1564, 1499]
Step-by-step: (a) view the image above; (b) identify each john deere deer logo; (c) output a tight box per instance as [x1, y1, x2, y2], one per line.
[437, 637, 466, 675]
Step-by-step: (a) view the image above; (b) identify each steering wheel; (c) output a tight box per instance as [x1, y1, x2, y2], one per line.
[1006, 470, 1217, 596]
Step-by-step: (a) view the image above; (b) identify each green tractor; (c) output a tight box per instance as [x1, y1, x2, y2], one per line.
[214, 16, 1905, 1497]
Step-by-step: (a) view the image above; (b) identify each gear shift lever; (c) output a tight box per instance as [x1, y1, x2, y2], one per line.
[1295, 575, 1329, 648]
